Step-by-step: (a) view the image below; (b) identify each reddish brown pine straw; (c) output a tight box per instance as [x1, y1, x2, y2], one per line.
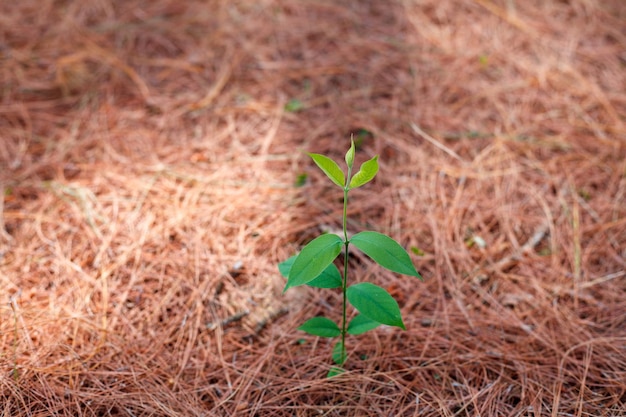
[1, 0, 624, 416]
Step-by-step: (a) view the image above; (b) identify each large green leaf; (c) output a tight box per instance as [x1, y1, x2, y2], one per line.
[347, 314, 381, 335]
[350, 231, 421, 278]
[309, 153, 345, 188]
[297, 317, 341, 337]
[347, 282, 405, 329]
[284, 234, 343, 291]
[279, 255, 342, 288]
[349, 155, 378, 189]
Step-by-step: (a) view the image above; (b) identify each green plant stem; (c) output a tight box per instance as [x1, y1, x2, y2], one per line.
[340, 169, 352, 366]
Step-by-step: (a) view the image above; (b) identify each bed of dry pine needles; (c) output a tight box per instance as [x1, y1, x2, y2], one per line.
[1, 0, 625, 416]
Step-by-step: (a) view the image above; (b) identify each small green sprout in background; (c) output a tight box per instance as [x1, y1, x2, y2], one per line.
[294, 173, 308, 187]
[352, 127, 373, 149]
[410, 246, 425, 256]
[284, 98, 304, 113]
[279, 139, 422, 376]
[478, 54, 489, 68]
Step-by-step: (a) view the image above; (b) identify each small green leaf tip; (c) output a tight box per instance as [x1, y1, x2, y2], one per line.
[345, 139, 355, 170]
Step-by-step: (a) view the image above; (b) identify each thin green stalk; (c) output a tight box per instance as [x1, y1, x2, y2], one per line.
[340, 182, 350, 365]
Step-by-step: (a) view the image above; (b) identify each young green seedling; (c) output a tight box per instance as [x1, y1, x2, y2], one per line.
[279, 140, 422, 376]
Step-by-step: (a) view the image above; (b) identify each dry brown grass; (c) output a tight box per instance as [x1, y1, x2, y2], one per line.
[1, 0, 625, 416]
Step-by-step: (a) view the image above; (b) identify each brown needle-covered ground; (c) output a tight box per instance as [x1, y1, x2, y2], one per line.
[1, 1, 625, 416]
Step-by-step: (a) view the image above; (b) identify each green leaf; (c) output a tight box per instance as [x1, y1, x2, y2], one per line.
[347, 282, 405, 329]
[347, 314, 381, 335]
[308, 153, 345, 188]
[278, 255, 297, 278]
[294, 173, 308, 187]
[308, 263, 342, 288]
[284, 234, 343, 291]
[327, 367, 345, 378]
[410, 246, 425, 256]
[348, 155, 378, 189]
[284, 98, 304, 112]
[279, 255, 342, 288]
[350, 231, 421, 278]
[297, 317, 341, 337]
[332, 341, 347, 366]
[345, 139, 355, 169]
